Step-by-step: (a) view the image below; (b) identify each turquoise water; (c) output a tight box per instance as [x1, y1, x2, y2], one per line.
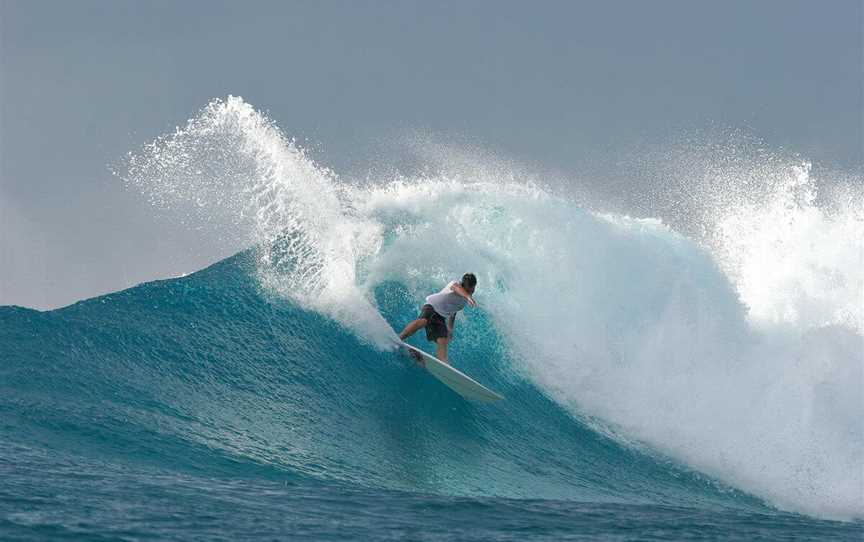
[1, 254, 860, 540]
[3, 97, 861, 539]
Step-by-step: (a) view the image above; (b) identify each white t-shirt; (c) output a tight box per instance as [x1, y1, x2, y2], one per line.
[425, 281, 467, 318]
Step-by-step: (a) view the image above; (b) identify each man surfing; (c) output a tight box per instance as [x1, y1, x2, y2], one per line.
[398, 273, 478, 364]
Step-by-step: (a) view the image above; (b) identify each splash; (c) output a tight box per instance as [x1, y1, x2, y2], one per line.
[359, 179, 863, 521]
[121, 97, 863, 520]
[120, 96, 394, 347]
[619, 133, 863, 333]
[712, 162, 863, 333]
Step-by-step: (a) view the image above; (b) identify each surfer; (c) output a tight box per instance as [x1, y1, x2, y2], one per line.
[398, 273, 478, 364]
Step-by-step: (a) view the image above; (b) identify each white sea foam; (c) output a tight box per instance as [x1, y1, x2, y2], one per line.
[711, 162, 863, 333]
[121, 96, 395, 347]
[361, 176, 863, 521]
[123, 97, 863, 520]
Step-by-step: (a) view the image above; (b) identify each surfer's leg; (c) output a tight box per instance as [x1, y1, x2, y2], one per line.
[399, 318, 428, 340]
[435, 337, 449, 364]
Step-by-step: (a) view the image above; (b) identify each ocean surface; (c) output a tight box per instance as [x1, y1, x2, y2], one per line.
[2, 97, 862, 540]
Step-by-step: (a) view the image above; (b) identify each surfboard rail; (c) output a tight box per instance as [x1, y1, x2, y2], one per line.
[394, 339, 504, 402]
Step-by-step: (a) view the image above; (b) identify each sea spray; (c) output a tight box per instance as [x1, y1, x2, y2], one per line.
[120, 96, 863, 520]
[121, 96, 395, 347]
[360, 179, 862, 519]
[711, 162, 863, 333]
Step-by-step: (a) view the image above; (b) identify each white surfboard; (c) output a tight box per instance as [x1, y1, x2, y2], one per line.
[395, 339, 504, 402]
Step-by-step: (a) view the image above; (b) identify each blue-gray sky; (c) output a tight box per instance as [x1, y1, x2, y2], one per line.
[1, 0, 861, 309]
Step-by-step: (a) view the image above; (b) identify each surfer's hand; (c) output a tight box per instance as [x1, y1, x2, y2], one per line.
[452, 283, 478, 307]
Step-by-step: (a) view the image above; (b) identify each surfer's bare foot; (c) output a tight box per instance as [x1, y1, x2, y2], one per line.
[408, 350, 425, 367]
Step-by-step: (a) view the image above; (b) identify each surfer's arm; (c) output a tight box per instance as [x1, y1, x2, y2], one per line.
[450, 283, 477, 307]
[447, 314, 456, 334]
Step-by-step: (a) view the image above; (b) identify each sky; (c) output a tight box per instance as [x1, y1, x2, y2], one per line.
[1, 0, 861, 310]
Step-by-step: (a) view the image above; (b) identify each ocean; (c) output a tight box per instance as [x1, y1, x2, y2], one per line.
[2, 97, 861, 540]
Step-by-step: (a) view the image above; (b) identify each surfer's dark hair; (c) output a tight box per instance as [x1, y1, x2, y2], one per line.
[461, 273, 477, 289]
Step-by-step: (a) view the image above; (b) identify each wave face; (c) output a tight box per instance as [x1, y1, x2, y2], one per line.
[1, 253, 762, 509]
[3, 97, 861, 535]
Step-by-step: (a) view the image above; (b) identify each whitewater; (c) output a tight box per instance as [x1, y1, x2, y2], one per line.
[2, 96, 862, 540]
